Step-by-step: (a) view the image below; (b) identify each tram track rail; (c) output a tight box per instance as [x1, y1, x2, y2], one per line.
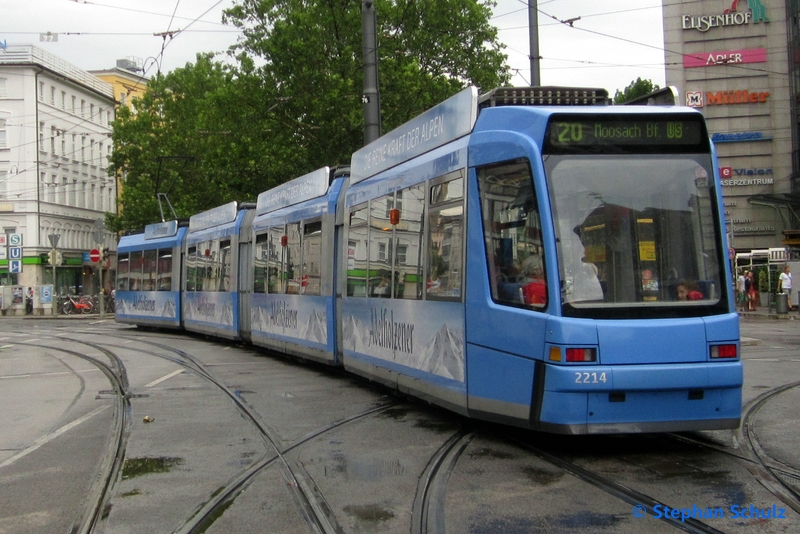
[491, 427, 728, 534]
[66, 331, 402, 534]
[12, 338, 132, 534]
[667, 379, 800, 516]
[17, 323, 795, 533]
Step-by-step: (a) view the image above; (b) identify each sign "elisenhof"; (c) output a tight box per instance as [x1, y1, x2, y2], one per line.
[682, 0, 769, 33]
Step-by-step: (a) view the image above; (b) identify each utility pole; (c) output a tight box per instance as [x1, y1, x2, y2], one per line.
[362, 1, 381, 144]
[529, 0, 541, 86]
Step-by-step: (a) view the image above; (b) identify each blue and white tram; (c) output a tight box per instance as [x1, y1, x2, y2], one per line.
[183, 201, 255, 340]
[116, 85, 742, 434]
[249, 167, 347, 364]
[342, 86, 741, 433]
[115, 220, 187, 329]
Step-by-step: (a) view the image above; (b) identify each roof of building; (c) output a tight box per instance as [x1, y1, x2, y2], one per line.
[0, 44, 114, 100]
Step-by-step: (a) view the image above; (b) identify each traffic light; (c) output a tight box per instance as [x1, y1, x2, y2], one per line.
[41, 252, 50, 265]
[101, 246, 109, 262]
[47, 250, 63, 265]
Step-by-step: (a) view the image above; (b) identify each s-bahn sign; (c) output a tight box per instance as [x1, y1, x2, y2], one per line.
[682, 0, 770, 32]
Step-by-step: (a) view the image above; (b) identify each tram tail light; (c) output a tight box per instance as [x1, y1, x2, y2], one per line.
[566, 348, 596, 362]
[710, 344, 737, 359]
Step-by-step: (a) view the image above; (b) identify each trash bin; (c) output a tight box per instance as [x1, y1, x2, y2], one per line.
[776, 292, 789, 314]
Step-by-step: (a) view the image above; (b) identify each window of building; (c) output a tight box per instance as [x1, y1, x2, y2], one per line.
[80, 100, 86, 118]
[0, 78, 7, 98]
[0, 118, 6, 148]
[61, 91, 66, 109]
[38, 82, 44, 101]
[50, 86, 56, 105]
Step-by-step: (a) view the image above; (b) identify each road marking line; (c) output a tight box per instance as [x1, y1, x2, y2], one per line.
[0, 345, 15, 350]
[0, 406, 109, 469]
[144, 369, 183, 388]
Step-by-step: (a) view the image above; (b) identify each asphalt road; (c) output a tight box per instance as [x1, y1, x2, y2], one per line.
[0, 316, 797, 534]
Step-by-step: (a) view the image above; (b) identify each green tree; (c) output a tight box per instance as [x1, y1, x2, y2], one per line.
[108, 54, 294, 231]
[613, 78, 660, 104]
[223, 0, 509, 165]
[110, 1, 510, 232]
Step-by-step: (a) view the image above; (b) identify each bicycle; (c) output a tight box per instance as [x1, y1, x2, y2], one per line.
[62, 294, 94, 315]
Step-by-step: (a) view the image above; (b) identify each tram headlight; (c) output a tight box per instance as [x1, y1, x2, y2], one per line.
[710, 344, 738, 359]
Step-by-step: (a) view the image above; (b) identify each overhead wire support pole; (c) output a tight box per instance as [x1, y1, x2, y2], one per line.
[528, 0, 541, 86]
[362, 1, 381, 144]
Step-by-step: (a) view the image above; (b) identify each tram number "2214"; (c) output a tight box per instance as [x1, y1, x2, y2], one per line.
[574, 372, 607, 384]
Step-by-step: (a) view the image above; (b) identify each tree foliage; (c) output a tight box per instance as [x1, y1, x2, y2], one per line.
[109, 1, 509, 232]
[613, 77, 660, 104]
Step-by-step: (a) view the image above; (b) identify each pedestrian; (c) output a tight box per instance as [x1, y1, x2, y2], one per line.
[778, 265, 794, 311]
[746, 271, 757, 311]
[736, 270, 746, 312]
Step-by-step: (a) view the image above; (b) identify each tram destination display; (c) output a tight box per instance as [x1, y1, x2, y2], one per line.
[544, 114, 707, 151]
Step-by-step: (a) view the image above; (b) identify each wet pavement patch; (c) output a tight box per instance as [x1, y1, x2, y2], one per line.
[121, 456, 184, 479]
[342, 503, 395, 524]
[468, 447, 515, 460]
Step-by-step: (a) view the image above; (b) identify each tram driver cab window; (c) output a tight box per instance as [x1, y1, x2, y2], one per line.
[477, 160, 547, 309]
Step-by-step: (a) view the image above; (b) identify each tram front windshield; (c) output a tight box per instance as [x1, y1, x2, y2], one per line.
[543, 120, 724, 317]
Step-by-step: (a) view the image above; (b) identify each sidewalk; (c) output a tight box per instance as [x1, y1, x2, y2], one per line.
[738, 306, 800, 321]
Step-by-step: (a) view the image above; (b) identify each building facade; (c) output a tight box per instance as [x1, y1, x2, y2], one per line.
[663, 0, 797, 252]
[0, 45, 117, 295]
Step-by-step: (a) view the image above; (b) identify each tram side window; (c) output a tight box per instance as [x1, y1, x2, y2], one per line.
[254, 233, 268, 294]
[157, 249, 172, 291]
[395, 184, 424, 300]
[200, 240, 220, 292]
[477, 161, 547, 308]
[220, 239, 232, 292]
[186, 246, 197, 292]
[129, 250, 143, 291]
[268, 226, 284, 294]
[370, 194, 393, 297]
[143, 249, 157, 291]
[427, 174, 464, 301]
[347, 206, 369, 297]
[117, 252, 129, 291]
[302, 221, 322, 296]
[285, 223, 301, 294]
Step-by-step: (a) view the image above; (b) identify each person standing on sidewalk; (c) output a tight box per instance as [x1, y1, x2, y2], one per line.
[778, 265, 794, 311]
[745, 271, 757, 311]
[736, 270, 747, 312]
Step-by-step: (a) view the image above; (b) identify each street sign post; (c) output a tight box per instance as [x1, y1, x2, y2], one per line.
[49, 234, 61, 317]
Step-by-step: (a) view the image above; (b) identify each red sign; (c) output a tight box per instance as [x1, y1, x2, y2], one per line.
[89, 249, 100, 262]
[683, 48, 767, 68]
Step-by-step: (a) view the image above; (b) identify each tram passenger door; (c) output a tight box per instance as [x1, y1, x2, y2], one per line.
[465, 158, 550, 427]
